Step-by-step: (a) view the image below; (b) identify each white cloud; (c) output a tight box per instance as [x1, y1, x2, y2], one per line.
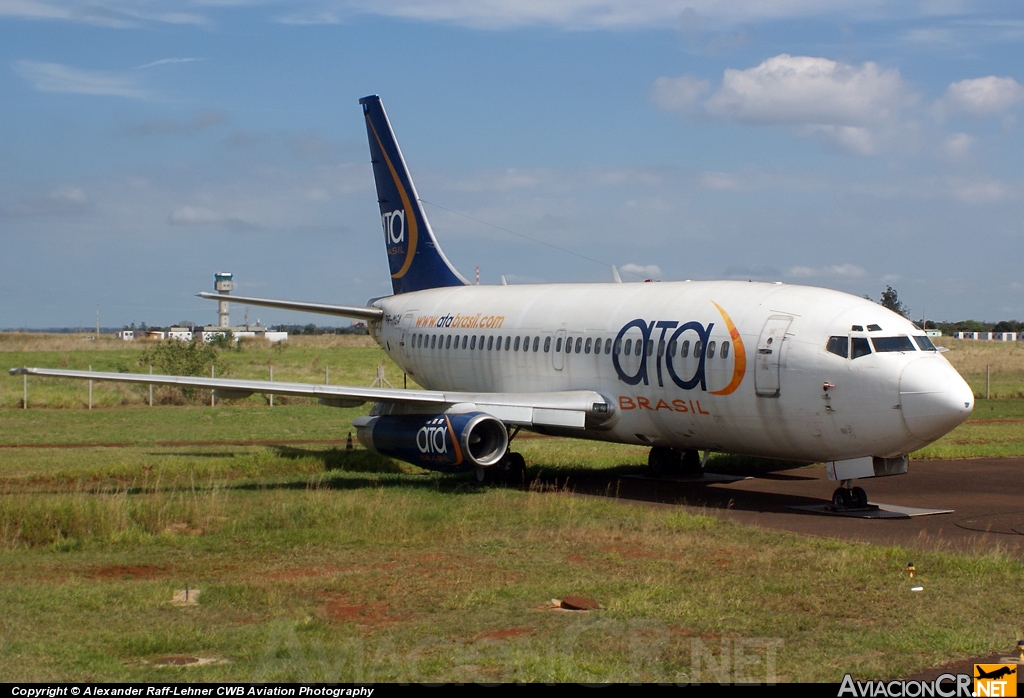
[785, 263, 867, 279]
[168, 205, 256, 229]
[941, 132, 973, 161]
[619, 263, 661, 279]
[4, 185, 92, 217]
[14, 60, 152, 99]
[940, 76, 1024, 117]
[703, 55, 913, 127]
[651, 75, 709, 114]
[0, 1, 207, 27]
[136, 57, 204, 70]
[949, 178, 1008, 204]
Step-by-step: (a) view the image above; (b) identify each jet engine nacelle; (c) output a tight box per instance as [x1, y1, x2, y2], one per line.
[355, 412, 508, 471]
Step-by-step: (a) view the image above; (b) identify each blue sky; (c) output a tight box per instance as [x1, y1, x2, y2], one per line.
[1, 1, 1022, 328]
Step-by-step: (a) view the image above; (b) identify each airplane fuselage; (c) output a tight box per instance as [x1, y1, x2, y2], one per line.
[368, 279, 974, 464]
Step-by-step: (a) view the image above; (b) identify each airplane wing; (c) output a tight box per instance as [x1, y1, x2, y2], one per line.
[9, 367, 610, 429]
[195, 292, 384, 321]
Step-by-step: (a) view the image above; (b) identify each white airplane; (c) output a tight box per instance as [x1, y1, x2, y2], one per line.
[11, 95, 975, 508]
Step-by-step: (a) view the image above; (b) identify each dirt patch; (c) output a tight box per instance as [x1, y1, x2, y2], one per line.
[322, 593, 390, 628]
[92, 565, 167, 580]
[268, 566, 346, 580]
[478, 627, 531, 640]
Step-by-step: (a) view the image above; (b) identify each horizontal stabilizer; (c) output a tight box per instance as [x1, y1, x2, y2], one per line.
[196, 292, 383, 321]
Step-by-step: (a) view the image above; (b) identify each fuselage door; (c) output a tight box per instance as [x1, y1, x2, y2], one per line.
[755, 315, 793, 397]
[553, 330, 566, 371]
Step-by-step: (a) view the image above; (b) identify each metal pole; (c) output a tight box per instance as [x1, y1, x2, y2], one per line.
[269, 366, 274, 407]
[88, 365, 92, 410]
[211, 365, 215, 407]
[149, 365, 153, 407]
[986, 364, 991, 400]
[325, 366, 329, 384]
[23, 373, 27, 410]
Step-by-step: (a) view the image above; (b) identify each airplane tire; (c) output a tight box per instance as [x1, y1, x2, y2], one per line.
[648, 447, 679, 477]
[832, 488, 853, 508]
[506, 452, 526, 482]
[851, 487, 868, 508]
[681, 449, 702, 476]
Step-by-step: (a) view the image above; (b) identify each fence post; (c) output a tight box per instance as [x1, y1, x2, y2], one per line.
[23, 373, 27, 410]
[986, 364, 991, 400]
[269, 366, 274, 407]
[149, 365, 153, 407]
[88, 364, 93, 410]
[211, 365, 215, 407]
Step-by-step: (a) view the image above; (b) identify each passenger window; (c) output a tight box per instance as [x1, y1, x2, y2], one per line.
[605, 338, 612, 354]
[721, 341, 730, 359]
[694, 340, 702, 357]
[872, 336, 914, 353]
[668, 340, 677, 357]
[446, 335, 452, 349]
[567, 337, 573, 353]
[544, 336, 551, 352]
[646, 340, 653, 357]
[614, 338, 622, 355]
[462, 335, 468, 350]
[657, 340, 665, 357]
[470, 336, 476, 350]
[533, 336, 539, 352]
[431, 335, 437, 349]
[681, 340, 690, 358]
[624, 338, 632, 355]
[913, 336, 936, 351]
[826, 336, 849, 359]
[555, 337, 562, 352]
[478, 335, 485, 349]
[635, 340, 642, 356]
[514, 336, 520, 351]
[575, 337, 583, 353]
[487, 336, 494, 350]
[584, 338, 592, 354]
[524, 336, 530, 351]
[851, 337, 871, 359]
[495, 336, 503, 350]
[707, 341, 716, 359]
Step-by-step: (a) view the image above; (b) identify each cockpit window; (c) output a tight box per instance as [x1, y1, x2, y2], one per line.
[872, 336, 915, 353]
[851, 337, 871, 359]
[867, 324, 882, 332]
[913, 335, 937, 351]
[851, 325, 864, 332]
[826, 336, 849, 358]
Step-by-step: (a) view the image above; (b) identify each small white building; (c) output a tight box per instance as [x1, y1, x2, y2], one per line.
[167, 327, 194, 341]
[117, 330, 134, 341]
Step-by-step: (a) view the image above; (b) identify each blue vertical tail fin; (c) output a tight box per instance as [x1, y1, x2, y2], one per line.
[360, 95, 468, 295]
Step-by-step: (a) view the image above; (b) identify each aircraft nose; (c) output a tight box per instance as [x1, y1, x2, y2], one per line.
[900, 357, 974, 442]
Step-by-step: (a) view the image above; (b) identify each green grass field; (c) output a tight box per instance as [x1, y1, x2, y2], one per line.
[1, 335, 1023, 682]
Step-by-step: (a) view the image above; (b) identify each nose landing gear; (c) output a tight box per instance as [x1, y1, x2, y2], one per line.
[831, 482, 869, 510]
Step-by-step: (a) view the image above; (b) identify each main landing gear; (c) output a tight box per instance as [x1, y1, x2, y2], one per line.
[647, 447, 703, 478]
[831, 481, 869, 509]
[475, 451, 525, 484]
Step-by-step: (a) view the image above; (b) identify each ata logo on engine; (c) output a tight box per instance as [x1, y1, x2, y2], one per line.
[416, 417, 450, 455]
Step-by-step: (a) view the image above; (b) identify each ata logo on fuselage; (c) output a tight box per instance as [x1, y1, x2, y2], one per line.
[382, 209, 405, 248]
[611, 302, 746, 396]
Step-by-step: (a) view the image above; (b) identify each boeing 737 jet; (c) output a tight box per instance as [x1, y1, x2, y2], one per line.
[11, 95, 976, 508]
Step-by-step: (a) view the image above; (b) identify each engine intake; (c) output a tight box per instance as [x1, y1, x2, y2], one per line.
[355, 412, 508, 472]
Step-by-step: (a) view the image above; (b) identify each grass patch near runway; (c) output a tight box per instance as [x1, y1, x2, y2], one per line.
[1, 440, 1023, 682]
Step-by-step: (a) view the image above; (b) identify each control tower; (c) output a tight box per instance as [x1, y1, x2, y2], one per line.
[214, 272, 233, 328]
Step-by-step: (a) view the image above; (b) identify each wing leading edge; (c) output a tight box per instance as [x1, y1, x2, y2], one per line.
[9, 367, 611, 429]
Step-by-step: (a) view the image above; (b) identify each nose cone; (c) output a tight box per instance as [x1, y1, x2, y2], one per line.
[900, 358, 974, 442]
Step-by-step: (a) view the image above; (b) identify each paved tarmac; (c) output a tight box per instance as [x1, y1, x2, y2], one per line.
[571, 457, 1024, 556]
